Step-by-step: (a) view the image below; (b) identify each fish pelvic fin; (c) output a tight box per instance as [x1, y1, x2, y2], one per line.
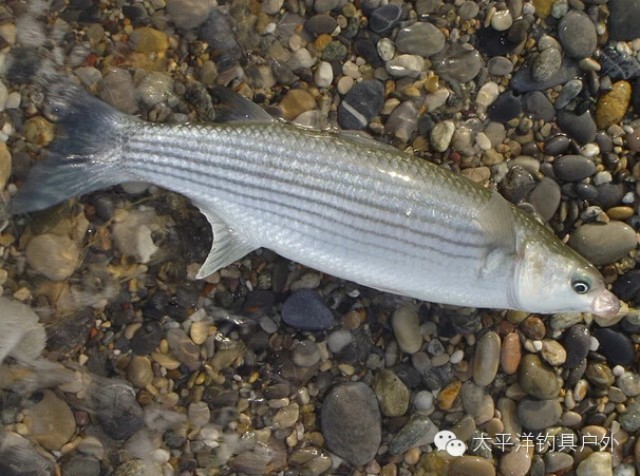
[11, 83, 138, 214]
[196, 207, 256, 279]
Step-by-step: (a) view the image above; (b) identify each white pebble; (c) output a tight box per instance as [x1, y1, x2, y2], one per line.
[431, 120, 455, 152]
[593, 171, 612, 185]
[589, 336, 600, 351]
[342, 60, 361, 79]
[475, 132, 492, 151]
[476, 81, 500, 113]
[579, 143, 599, 157]
[449, 349, 464, 364]
[612, 365, 625, 377]
[4, 91, 21, 110]
[424, 88, 450, 112]
[327, 329, 352, 353]
[377, 38, 395, 61]
[413, 390, 434, 411]
[491, 10, 513, 31]
[314, 61, 333, 88]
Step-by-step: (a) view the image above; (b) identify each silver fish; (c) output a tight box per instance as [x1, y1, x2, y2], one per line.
[11, 85, 620, 318]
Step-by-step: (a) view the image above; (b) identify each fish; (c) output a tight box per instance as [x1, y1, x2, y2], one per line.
[10, 83, 620, 318]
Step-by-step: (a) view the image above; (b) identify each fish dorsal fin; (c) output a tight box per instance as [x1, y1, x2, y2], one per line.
[475, 190, 517, 276]
[210, 86, 276, 123]
[196, 207, 256, 279]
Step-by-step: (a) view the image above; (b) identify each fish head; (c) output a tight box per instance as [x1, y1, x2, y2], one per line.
[510, 238, 620, 318]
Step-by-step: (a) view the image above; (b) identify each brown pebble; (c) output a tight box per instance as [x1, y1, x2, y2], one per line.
[595, 81, 631, 129]
[24, 116, 55, 147]
[449, 455, 496, 476]
[279, 89, 317, 120]
[500, 332, 521, 375]
[521, 316, 546, 340]
[607, 206, 634, 220]
[129, 27, 169, 54]
[438, 380, 462, 410]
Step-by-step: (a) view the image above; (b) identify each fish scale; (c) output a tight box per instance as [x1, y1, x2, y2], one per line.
[10, 85, 620, 317]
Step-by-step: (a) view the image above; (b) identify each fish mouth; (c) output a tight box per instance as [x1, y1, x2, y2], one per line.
[591, 289, 621, 318]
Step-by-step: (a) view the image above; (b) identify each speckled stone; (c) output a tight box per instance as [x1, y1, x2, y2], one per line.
[531, 47, 562, 82]
[558, 11, 597, 59]
[373, 369, 411, 417]
[595, 81, 632, 129]
[568, 221, 637, 265]
[321, 382, 381, 466]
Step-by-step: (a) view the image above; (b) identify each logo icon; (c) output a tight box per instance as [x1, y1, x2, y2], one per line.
[434, 430, 467, 456]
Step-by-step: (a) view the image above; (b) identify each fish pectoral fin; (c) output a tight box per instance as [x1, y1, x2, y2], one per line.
[475, 190, 517, 254]
[210, 86, 276, 123]
[196, 209, 256, 279]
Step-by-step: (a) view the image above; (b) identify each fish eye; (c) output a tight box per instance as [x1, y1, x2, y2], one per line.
[572, 280, 590, 294]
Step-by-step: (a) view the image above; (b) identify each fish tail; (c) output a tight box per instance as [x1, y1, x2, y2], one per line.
[11, 83, 137, 214]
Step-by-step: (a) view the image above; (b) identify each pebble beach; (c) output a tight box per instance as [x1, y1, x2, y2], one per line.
[0, 0, 640, 474]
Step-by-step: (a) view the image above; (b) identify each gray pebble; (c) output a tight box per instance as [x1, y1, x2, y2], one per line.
[388, 415, 435, 455]
[558, 11, 597, 59]
[337, 79, 384, 130]
[392, 305, 422, 354]
[553, 155, 596, 181]
[557, 109, 597, 145]
[0, 432, 56, 476]
[528, 177, 561, 222]
[167, 328, 200, 371]
[618, 371, 640, 397]
[554, 78, 583, 110]
[576, 452, 612, 476]
[517, 398, 562, 430]
[97, 68, 138, 114]
[166, 0, 211, 29]
[568, 221, 637, 265]
[282, 290, 335, 331]
[396, 22, 445, 58]
[500, 166, 536, 203]
[608, 0, 640, 41]
[292, 340, 321, 367]
[433, 44, 482, 83]
[461, 382, 494, 424]
[523, 91, 555, 122]
[544, 135, 571, 155]
[95, 381, 144, 440]
[385, 100, 418, 142]
[369, 3, 402, 34]
[321, 382, 381, 466]
[544, 452, 574, 473]
[487, 56, 514, 76]
[511, 59, 580, 93]
[305, 14, 337, 36]
[386, 54, 425, 78]
[531, 47, 562, 82]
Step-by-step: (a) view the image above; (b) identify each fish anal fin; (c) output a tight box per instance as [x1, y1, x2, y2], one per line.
[196, 209, 256, 279]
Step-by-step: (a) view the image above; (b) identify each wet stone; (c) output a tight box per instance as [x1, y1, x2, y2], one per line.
[61, 455, 101, 476]
[585, 362, 615, 388]
[564, 324, 591, 369]
[528, 177, 561, 222]
[618, 370, 640, 397]
[500, 445, 532, 476]
[545, 452, 574, 473]
[305, 14, 337, 36]
[544, 135, 571, 155]
[373, 369, 410, 417]
[500, 166, 535, 204]
[461, 382, 494, 424]
[26, 234, 79, 281]
[395, 22, 445, 58]
[448, 456, 496, 476]
[433, 45, 483, 83]
[369, 4, 403, 34]
[487, 56, 513, 76]
[25, 391, 76, 451]
[337, 79, 384, 130]
[519, 354, 560, 399]
[167, 328, 201, 371]
[558, 11, 597, 59]
[568, 221, 637, 265]
[518, 398, 562, 430]
[388, 415, 434, 455]
[553, 155, 596, 182]
[614, 269, 640, 303]
[0, 432, 56, 476]
[595, 80, 632, 130]
[98, 68, 138, 114]
[531, 47, 562, 82]
[557, 110, 597, 145]
[166, 0, 211, 30]
[473, 331, 501, 386]
[576, 451, 612, 476]
[523, 91, 555, 121]
[592, 327, 634, 367]
[321, 382, 381, 466]
[281, 289, 335, 331]
[609, 0, 640, 41]
[95, 381, 144, 440]
[392, 304, 422, 354]
[131, 322, 163, 355]
[292, 340, 321, 367]
[487, 90, 522, 122]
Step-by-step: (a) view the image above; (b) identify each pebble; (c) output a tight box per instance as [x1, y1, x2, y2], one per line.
[557, 110, 597, 145]
[461, 382, 494, 424]
[500, 332, 521, 375]
[189, 320, 209, 345]
[314, 61, 333, 88]
[568, 221, 637, 265]
[369, 4, 403, 34]
[167, 328, 201, 371]
[392, 305, 423, 354]
[553, 155, 596, 181]
[98, 68, 138, 114]
[576, 451, 612, 476]
[113, 210, 159, 264]
[487, 91, 522, 122]
[279, 89, 316, 121]
[95, 382, 144, 440]
[434, 45, 483, 83]
[273, 402, 299, 429]
[0, 297, 46, 364]
[386, 54, 425, 78]
[519, 354, 561, 399]
[395, 22, 445, 58]
[558, 11, 597, 59]
[320, 382, 381, 466]
[595, 81, 632, 130]
[448, 456, 496, 476]
[373, 369, 410, 417]
[528, 177, 561, 222]
[531, 47, 562, 82]
[337, 79, 384, 130]
[554, 79, 583, 110]
[473, 331, 501, 386]
[608, 0, 640, 41]
[487, 56, 513, 76]
[591, 327, 635, 366]
[386, 100, 418, 142]
[305, 14, 337, 37]
[545, 452, 574, 472]
[137, 72, 174, 107]
[24, 391, 75, 451]
[26, 234, 80, 281]
[388, 416, 435, 455]
[61, 455, 101, 476]
[499, 445, 532, 476]
[188, 401, 210, 428]
[166, 0, 211, 30]
[129, 27, 169, 54]
[523, 91, 555, 121]
[24, 116, 55, 146]
[292, 340, 321, 367]
[491, 10, 513, 31]
[281, 290, 335, 331]
[618, 370, 640, 397]
[431, 120, 455, 152]
[517, 397, 562, 430]
[126, 355, 154, 388]
[540, 339, 567, 366]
